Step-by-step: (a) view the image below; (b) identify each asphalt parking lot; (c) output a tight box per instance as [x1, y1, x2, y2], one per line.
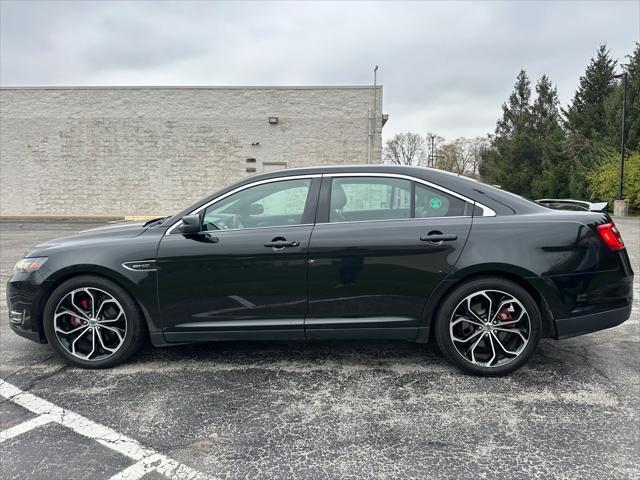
[0, 218, 638, 480]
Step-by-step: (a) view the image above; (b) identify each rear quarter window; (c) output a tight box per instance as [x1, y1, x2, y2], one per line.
[414, 183, 471, 218]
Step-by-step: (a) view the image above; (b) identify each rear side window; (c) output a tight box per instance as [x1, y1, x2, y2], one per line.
[330, 177, 411, 223]
[414, 183, 470, 218]
[327, 176, 474, 223]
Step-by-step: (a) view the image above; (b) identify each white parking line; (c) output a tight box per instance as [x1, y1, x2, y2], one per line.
[0, 380, 212, 480]
[0, 414, 53, 443]
[110, 454, 211, 480]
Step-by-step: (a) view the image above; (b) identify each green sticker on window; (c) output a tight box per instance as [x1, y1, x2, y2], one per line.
[430, 197, 442, 209]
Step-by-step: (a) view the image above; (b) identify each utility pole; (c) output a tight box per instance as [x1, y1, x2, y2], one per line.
[427, 133, 439, 167]
[429, 135, 435, 167]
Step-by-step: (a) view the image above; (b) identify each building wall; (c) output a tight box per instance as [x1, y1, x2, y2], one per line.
[0, 86, 383, 216]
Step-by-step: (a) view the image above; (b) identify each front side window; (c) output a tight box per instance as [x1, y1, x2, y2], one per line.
[329, 177, 411, 222]
[414, 183, 469, 217]
[202, 178, 311, 230]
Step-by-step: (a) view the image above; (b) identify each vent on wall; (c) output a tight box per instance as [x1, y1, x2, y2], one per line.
[246, 158, 257, 173]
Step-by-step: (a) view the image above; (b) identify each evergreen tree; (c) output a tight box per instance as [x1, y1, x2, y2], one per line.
[565, 44, 617, 143]
[531, 76, 571, 198]
[606, 42, 640, 152]
[481, 43, 639, 206]
[532, 75, 560, 135]
[564, 45, 618, 198]
[496, 70, 532, 137]
[480, 70, 542, 197]
[625, 43, 640, 152]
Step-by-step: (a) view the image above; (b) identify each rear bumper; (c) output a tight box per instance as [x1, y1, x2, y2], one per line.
[555, 304, 632, 339]
[529, 267, 634, 339]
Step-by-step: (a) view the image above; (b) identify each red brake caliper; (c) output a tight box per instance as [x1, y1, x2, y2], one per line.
[497, 304, 515, 327]
[69, 298, 90, 327]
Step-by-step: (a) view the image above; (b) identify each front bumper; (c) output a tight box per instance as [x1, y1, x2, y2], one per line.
[555, 304, 632, 339]
[6, 271, 47, 344]
[8, 317, 44, 343]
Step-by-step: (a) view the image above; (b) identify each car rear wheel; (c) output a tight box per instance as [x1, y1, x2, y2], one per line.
[43, 275, 145, 368]
[434, 277, 541, 376]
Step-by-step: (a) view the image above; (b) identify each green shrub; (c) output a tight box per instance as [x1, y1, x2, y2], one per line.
[588, 149, 640, 212]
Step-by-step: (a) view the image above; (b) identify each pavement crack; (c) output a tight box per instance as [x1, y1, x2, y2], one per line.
[10, 363, 71, 396]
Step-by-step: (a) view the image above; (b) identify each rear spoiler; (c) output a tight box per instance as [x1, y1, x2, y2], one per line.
[588, 202, 608, 212]
[536, 199, 608, 212]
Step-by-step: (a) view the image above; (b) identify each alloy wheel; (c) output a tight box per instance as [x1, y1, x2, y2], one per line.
[53, 287, 127, 361]
[449, 289, 531, 368]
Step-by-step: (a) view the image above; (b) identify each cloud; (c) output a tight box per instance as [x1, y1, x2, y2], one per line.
[1, 0, 638, 141]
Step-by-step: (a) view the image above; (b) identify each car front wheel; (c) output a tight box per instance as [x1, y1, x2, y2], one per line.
[43, 275, 145, 368]
[434, 277, 541, 376]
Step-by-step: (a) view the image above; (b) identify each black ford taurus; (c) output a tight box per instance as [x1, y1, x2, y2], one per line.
[7, 166, 634, 375]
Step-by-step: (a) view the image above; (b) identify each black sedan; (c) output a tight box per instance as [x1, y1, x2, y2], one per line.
[7, 166, 634, 375]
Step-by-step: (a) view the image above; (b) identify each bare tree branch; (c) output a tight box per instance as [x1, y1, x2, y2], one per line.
[383, 132, 427, 166]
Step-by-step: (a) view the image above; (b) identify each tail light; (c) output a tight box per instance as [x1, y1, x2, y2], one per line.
[597, 222, 625, 251]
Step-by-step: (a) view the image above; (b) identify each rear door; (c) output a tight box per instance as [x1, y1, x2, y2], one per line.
[306, 174, 473, 339]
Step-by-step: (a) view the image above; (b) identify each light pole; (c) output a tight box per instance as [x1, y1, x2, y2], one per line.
[612, 72, 628, 216]
[368, 65, 379, 165]
[372, 65, 379, 164]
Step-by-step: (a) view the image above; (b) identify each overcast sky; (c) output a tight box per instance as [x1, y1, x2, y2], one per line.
[1, 0, 638, 141]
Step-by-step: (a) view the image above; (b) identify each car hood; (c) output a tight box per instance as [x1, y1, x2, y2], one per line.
[33, 221, 148, 250]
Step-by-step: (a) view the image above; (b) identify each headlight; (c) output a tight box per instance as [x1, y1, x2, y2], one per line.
[13, 257, 48, 273]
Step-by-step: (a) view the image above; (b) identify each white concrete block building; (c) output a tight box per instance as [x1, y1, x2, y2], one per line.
[0, 86, 385, 217]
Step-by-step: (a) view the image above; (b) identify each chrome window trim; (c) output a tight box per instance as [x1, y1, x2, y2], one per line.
[166, 171, 496, 235]
[316, 216, 471, 226]
[169, 223, 315, 235]
[475, 203, 497, 217]
[324, 172, 496, 218]
[166, 174, 321, 234]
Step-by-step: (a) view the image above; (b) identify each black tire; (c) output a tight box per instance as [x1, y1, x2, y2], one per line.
[43, 275, 146, 368]
[433, 277, 541, 376]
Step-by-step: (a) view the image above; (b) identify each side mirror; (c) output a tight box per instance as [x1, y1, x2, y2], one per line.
[179, 214, 201, 234]
[249, 203, 264, 215]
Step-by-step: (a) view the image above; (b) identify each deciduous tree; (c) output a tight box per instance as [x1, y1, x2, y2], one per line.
[383, 132, 427, 166]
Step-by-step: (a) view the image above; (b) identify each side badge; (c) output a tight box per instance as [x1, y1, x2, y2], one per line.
[122, 260, 157, 272]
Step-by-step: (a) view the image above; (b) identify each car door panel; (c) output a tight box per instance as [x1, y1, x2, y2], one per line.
[306, 218, 471, 331]
[306, 174, 473, 339]
[156, 176, 320, 343]
[157, 225, 312, 341]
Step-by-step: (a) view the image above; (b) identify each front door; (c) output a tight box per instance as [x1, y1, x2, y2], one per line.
[157, 176, 320, 343]
[306, 175, 473, 339]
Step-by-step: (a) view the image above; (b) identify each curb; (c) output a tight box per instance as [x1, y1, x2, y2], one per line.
[0, 215, 125, 222]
